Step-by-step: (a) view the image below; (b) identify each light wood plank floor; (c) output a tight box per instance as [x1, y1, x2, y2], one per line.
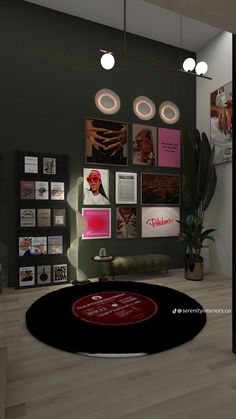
[0, 270, 235, 419]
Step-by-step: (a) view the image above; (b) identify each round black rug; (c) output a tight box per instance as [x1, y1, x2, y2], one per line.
[26, 281, 207, 357]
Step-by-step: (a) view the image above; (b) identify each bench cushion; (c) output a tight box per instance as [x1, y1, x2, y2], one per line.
[101, 253, 172, 277]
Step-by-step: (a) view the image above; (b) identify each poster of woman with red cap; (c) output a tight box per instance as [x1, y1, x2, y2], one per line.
[83, 168, 110, 205]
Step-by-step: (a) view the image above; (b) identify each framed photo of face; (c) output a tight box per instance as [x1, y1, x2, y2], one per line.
[85, 117, 128, 166]
[83, 168, 110, 205]
[141, 173, 180, 205]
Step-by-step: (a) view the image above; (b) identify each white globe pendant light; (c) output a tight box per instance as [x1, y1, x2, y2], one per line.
[183, 57, 196, 72]
[195, 61, 208, 76]
[100, 53, 115, 70]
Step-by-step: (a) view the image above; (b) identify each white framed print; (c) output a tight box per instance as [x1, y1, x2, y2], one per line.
[115, 172, 137, 204]
[19, 266, 35, 287]
[141, 207, 180, 238]
[53, 264, 68, 283]
[24, 156, 38, 173]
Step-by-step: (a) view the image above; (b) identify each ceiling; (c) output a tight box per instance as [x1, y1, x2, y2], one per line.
[146, 0, 236, 34]
[24, 0, 225, 52]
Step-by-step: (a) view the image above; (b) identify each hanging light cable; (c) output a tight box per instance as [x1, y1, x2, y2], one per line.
[180, 14, 208, 76]
[180, 14, 196, 72]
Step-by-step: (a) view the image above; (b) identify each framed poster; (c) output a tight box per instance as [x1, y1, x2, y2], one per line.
[141, 173, 180, 205]
[35, 181, 49, 200]
[37, 209, 51, 227]
[20, 180, 35, 200]
[50, 182, 65, 200]
[19, 237, 32, 256]
[82, 208, 111, 239]
[53, 209, 66, 226]
[83, 168, 109, 205]
[20, 209, 36, 227]
[141, 207, 180, 238]
[48, 236, 63, 254]
[37, 265, 51, 285]
[53, 264, 67, 283]
[210, 81, 232, 164]
[24, 156, 38, 173]
[115, 172, 137, 204]
[132, 124, 157, 166]
[85, 117, 128, 166]
[116, 207, 137, 239]
[19, 266, 35, 287]
[43, 157, 56, 174]
[158, 127, 181, 168]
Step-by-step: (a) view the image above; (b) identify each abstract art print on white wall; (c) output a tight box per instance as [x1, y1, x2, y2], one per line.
[210, 81, 232, 164]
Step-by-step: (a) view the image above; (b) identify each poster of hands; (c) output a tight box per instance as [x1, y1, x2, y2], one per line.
[85, 118, 128, 166]
[210, 81, 232, 164]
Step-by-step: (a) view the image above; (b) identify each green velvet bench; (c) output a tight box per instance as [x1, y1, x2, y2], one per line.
[100, 253, 172, 279]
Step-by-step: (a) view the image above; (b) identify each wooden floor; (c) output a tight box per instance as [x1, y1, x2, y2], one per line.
[0, 270, 235, 419]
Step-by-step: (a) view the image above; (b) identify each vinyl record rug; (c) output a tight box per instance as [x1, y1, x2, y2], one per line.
[26, 281, 207, 357]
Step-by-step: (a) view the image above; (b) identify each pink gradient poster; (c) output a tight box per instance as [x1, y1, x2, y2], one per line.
[82, 208, 111, 239]
[158, 128, 181, 168]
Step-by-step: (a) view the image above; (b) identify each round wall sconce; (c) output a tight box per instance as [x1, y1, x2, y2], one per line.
[100, 53, 115, 70]
[95, 88, 121, 115]
[159, 101, 180, 125]
[133, 96, 156, 120]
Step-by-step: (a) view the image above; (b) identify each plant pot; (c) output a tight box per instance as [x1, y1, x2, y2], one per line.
[185, 255, 203, 281]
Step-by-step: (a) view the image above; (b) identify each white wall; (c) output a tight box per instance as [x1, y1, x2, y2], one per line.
[196, 31, 232, 278]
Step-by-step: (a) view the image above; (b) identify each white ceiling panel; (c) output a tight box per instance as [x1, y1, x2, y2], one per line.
[24, 0, 223, 52]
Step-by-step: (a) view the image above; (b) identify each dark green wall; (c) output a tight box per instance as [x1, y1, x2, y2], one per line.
[0, 0, 196, 285]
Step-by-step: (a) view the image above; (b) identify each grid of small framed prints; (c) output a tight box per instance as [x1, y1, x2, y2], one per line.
[83, 117, 181, 240]
[81, 168, 180, 240]
[16, 151, 70, 288]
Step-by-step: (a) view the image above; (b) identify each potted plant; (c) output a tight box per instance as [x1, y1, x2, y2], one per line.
[177, 214, 215, 280]
[179, 129, 217, 279]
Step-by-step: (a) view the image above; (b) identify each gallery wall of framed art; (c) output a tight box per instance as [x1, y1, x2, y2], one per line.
[16, 151, 70, 288]
[81, 119, 182, 263]
[1, 1, 197, 285]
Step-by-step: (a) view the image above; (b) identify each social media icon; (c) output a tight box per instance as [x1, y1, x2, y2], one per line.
[172, 308, 177, 314]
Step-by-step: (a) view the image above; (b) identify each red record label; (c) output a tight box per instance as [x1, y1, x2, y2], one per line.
[71, 291, 158, 326]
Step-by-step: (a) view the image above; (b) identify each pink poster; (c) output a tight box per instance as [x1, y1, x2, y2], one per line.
[158, 128, 181, 168]
[82, 208, 111, 239]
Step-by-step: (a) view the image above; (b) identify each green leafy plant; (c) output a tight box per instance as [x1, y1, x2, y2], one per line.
[181, 129, 217, 222]
[178, 129, 217, 265]
[177, 214, 215, 262]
